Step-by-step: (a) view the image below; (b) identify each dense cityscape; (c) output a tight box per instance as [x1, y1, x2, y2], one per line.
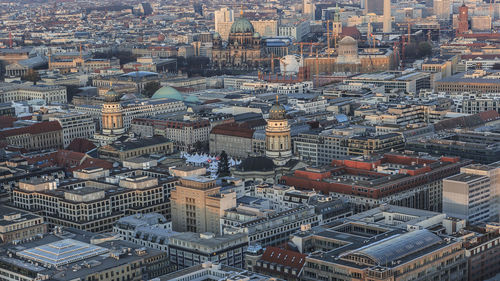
[0, 0, 499, 280]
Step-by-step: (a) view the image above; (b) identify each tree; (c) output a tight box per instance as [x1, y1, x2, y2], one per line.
[143, 81, 161, 98]
[22, 69, 41, 85]
[217, 151, 230, 177]
[417, 42, 433, 58]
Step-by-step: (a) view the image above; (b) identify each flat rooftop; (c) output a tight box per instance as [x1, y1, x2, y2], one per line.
[446, 173, 487, 183]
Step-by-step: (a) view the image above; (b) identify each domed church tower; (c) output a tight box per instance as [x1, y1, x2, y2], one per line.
[265, 96, 292, 166]
[101, 88, 125, 136]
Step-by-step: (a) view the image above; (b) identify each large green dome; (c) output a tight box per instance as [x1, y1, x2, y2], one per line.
[151, 86, 183, 100]
[230, 17, 254, 34]
[151, 86, 200, 103]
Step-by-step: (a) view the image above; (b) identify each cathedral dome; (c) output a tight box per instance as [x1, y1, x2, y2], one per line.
[269, 103, 286, 120]
[230, 17, 255, 34]
[104, 88, 121, 102]
[339, 36, 357, 45]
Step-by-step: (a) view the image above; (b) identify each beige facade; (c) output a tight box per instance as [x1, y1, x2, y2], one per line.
[12, 173, 177, 233]
[171, 177, 236, 234]
[0, 210, 47, 244]
[98, 137, 174, 161]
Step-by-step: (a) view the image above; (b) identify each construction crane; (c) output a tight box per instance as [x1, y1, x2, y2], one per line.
[253, 54, 279, 74]
[293, 42, 321, 57]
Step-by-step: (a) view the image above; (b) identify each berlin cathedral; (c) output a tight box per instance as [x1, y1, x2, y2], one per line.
[212, 16, 263, 68]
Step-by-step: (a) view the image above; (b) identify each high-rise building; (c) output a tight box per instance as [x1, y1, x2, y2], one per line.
[446, 163, 500, 222]
[170, 177, 236, 234]
[365, 0, 384, 15]
[443, 173, 492, 223]
[303, 0, 314, 19]
[383, 0, 392, 33]
[433, 0, 451, 20]
[214, 7, 234, 35]
[458, 3, 469, 34]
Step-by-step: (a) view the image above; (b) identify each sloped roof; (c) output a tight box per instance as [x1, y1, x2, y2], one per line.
[0, 121, 62, 139]
[260, 246, 307, 270]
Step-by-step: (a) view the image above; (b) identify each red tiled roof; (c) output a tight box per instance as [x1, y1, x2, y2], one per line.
[66, 138, 97, 153]
[0, 121, 62, 139]
[0, 116, 17, 129]
[22, 149, 112, 172]
[341, 26, 361, 39]
[210, 122, 254, 138]
[260, 247, 306, 270]
[479, 110, 500, 122]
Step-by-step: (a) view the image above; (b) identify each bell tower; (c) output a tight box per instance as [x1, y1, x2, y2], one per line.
[265, 96, 292, 166]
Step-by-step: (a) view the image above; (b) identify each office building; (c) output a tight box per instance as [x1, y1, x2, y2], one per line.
[444, 162, 500, 223]
[154, 262, 281, 281]
[0, 227, 171, 281]
[49, 113, 96, 148]
[131, 117, 210, 151]
[12, 169, 177, 232]
[168, 232, 248, 269]
[171, 176, 236, 234]
[0, 83, 67, 104]
[434, 0, 451, 20]
[98, 136, 174, 161]
[282, 153, 472, 212]
[223, 205, 318, 247]
[300, 228, 466, 281]
[0, 121, 63, 151]
[0, 207, 47, 244]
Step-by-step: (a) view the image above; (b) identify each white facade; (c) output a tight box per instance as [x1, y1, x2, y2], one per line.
[288, 98, 327, 114]
[74, 98, 187, 131]
[443, 173, 492, 223]
[50, 113, 96, 148]
[279, 21, 310, 41]
[0, 83, 67, 104]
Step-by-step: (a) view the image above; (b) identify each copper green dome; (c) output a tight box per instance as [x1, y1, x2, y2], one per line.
[104, 88, 121, 102]
[253, 32, 261, 38]
[269, 103, 286, 120]
[151, 86, 200, 103]
[151, 86, 183, 100]
[230, 17, 254, 34]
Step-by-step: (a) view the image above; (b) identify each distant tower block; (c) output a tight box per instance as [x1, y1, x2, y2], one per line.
[383, 0, 392, 33]
[458, 3, 469, 34]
